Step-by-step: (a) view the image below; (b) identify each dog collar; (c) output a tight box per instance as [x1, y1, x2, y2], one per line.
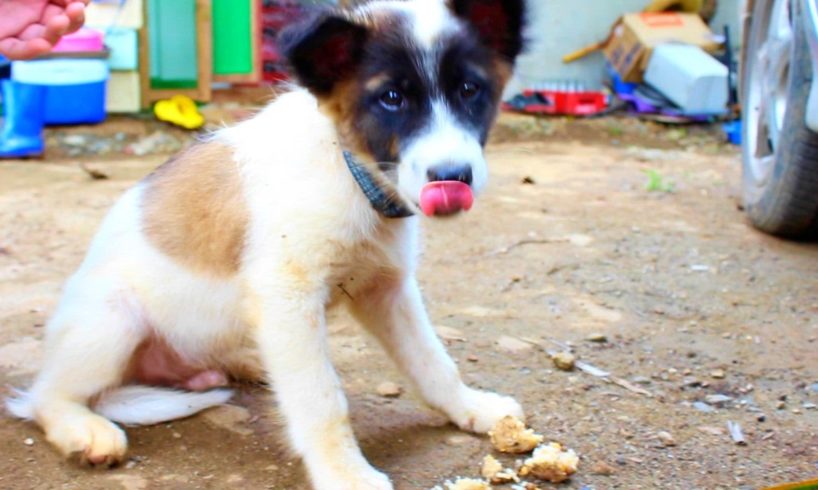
[343, 151, 414, 219]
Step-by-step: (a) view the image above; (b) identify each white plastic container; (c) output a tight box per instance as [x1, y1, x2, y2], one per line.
[12, 59, 109, 124]
[644, 43, 728, 115]
[100, 27, 138, 71]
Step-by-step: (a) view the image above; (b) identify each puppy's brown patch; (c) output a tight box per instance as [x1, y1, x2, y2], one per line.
[142, 142, 247, 277]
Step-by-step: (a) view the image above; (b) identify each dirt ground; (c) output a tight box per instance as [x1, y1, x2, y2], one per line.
[0, 114, 817, 490]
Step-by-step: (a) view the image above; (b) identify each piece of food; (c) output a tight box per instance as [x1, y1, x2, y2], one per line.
[551, 351, 576, 371]
[489, 416, 543, 454]
[376, 381, 402, 398]
[481, 455, 519, 484]
[518, 442, 579, 483]
[440, 477, 492, 490]
[511, 484, 541, 490]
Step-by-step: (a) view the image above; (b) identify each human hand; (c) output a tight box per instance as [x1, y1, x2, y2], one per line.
[0, 0, 90, 60]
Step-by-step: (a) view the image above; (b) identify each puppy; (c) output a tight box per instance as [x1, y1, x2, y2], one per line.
[7, 0, 526, 488]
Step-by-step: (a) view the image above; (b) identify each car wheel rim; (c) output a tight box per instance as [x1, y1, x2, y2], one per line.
[747, 0, 794, 185]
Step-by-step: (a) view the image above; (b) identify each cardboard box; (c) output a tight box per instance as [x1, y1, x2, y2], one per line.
[604, 12, 721, 83]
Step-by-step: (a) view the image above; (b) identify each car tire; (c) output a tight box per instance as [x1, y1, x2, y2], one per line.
[741, 0, 818, 238]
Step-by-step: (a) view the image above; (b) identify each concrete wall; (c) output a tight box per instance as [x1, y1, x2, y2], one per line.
[506, 0, 743, 97]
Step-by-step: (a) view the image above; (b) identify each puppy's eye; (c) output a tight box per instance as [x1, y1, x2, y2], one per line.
[460, 81, 481, 100]
[379, 89, 405, 111]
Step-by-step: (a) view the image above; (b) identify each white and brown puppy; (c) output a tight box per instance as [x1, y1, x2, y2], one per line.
[7, 0, 526, 488]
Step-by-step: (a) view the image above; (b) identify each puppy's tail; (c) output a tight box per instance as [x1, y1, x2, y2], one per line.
[6, 386, 232, 426]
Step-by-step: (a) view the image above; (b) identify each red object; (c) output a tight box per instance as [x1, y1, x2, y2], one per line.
[504, 88, 608, 116]
[261, 1, 306, 83]
[639, 12, 685, 28]
[419, 181, 474, 217]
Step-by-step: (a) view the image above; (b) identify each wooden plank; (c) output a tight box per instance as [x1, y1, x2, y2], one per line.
[194, 0, 213, 100]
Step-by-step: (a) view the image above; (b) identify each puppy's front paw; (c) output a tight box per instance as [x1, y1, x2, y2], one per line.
[354, 468, 393, 490]
[312, 466, 392, 490]
[46, 413, 127, 467]
[451, 388, 524, 434]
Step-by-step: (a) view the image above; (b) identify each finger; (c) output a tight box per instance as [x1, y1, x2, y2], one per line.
[42, 13, 71, 45]
[0, 38, 54, 60]
[16, 23, 48, 42]
[65, 2, 87, 34]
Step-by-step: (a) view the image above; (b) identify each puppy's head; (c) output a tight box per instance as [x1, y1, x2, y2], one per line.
[280, 0, 525, 217]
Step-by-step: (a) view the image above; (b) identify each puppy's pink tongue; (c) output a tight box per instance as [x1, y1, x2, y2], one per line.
[419, 181, 474, 217]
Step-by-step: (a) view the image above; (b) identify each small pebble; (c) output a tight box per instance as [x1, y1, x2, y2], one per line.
[552, 351, 576, 371]
[445, 435, 475, 447]
[705, 394, 733, 405]
[693, 401, 715, 413]
[496, 335, 533, 354]
[467, 354, 479, 362]
[376, 382, 403, 398]
[23, 438, 34, 446]
[591, 460, 616, 476]
[682, 376, 702, 387]
[803, 403, 817, 410]
[587, 333, 608, 343]
[775, 401, 786, 410]
[756, 415, 766, 423]
[631, 376, 651, 385]
[656, 431, 676, 447]
[710, 369, 726, 379]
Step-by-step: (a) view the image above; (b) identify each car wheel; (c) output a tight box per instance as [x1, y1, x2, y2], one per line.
[741, 0, 818, 238]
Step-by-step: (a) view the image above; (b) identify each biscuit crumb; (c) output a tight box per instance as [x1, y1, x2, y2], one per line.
[518, 442, 579, 483]
[435, 477, 492, 490]
[481, 455, 519, 484]
[551, 351, 576, 371]
[489, 416, 543, 454]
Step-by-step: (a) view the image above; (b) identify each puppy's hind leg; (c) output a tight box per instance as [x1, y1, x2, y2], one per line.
[8, 293, 145, 467]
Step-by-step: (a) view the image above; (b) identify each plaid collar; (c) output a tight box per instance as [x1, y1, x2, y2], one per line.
[342, 151, 414, 219]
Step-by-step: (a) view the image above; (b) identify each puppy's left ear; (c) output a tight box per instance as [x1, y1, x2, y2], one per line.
[279, 11, 369, 95]
[449, 0, 526, 62]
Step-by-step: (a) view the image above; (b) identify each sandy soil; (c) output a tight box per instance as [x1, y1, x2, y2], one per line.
[1, 118, 817, 490]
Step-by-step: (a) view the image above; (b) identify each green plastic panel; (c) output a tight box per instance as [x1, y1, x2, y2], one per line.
[212, 0, 253, 76]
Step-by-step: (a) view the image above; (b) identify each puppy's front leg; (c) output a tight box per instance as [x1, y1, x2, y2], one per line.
[250, 284, 391, 490]
[349, 277, 523, 433]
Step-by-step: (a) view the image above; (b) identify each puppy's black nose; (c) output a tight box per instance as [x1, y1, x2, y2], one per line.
[426, 164, 473, 186]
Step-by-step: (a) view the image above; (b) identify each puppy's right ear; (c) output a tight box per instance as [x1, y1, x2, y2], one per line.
[279, 11, 368, 96]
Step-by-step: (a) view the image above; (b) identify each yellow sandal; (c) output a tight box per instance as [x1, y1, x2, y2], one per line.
[154, 95, 205, 130]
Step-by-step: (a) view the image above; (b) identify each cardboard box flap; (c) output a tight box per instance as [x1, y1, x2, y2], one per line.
[625, 12, 720, 50]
